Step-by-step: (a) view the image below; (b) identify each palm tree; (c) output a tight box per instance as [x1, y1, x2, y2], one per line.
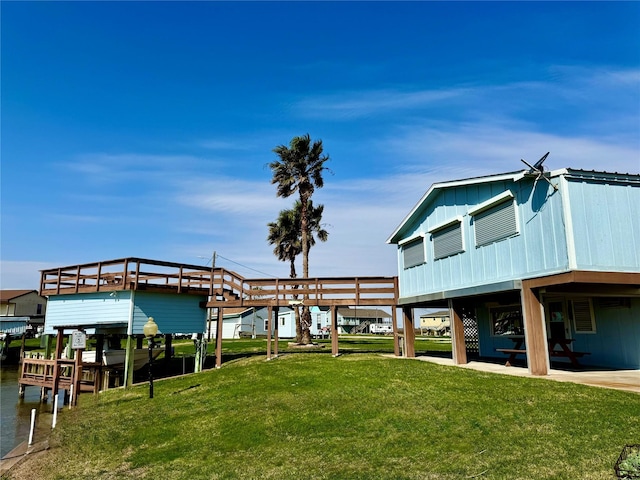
[270, 134, 329, 344]
[267, 200, 329, 343]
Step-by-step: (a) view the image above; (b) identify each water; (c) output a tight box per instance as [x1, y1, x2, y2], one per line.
[0, 365, 56, 458]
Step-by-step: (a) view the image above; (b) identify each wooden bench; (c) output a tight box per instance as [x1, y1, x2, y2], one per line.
[495, 348, 526, 366]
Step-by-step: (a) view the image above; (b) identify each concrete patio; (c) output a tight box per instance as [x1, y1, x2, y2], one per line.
[406, 354, 640, 394]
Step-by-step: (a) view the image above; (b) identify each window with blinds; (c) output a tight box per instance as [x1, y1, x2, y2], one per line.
[571, 299, 596, 333]
[432, 221, 463, 260]
[473, 199, 517, 246]
[402, 237, 425, 269]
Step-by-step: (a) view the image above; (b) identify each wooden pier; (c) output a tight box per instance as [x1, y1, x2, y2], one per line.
[18, 328, 103, 406]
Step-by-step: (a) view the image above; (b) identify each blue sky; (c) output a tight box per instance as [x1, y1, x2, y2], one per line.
[2, 1, 639, 289]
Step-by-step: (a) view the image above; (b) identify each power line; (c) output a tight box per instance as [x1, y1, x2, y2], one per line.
[199, 252, 277, 278]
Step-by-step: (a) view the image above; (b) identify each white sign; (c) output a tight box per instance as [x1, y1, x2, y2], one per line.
[71, 330, 87, 349]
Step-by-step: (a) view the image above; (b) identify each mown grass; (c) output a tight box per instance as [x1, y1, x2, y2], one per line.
[6, 353, 638, 480]
[171, 335, 452, 357]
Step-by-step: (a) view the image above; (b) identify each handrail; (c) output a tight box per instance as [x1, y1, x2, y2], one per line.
[40, 257, 399, 307]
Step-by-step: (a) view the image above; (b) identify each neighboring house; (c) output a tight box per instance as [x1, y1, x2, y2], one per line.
[0, 289, 47, 335]
[387, 168, 640, 374]
[206, 307, 269, 339]
[337, 307, 392, 334]
[274, 306, 392, 337]
[420, 310, 450, 336]
[277, 306, 331, 338]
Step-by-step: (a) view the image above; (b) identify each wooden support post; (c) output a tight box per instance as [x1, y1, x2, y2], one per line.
[72, 344, 83, 406]
[164, 334, 172, 364]
[521, 282, 550, 376]
[124, 335, 135, 388]
[215, 308, 223, 369]
[44, 334, 52, 360]
[449, 300, 468, 365]
[51, 329, 65, 402]
[273, 306, 279, 358]
[194, 333, 203, 373]
[331, 305, 339, 357]
[392, 307, 400, 357]
[402, 307, 416, 358]
[95, 334, 104, 362]
[19, 333, 26, 365]
[266, 306, 273, 361]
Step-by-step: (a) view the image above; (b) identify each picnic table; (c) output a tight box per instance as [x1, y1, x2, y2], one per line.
[496, 337, 589, 367]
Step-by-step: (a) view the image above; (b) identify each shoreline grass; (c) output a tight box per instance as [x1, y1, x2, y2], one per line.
[5, 352, 638, 479]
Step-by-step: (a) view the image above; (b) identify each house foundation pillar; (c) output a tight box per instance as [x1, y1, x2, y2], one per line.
[331, 305, 339, 357]
[449, 300, 468, 365]
[521, 281, 549, 376]
[392, 307, 400, 357]
[402, 307, 415, 358]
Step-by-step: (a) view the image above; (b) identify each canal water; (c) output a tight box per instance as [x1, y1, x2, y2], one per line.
[0, 365, 58, 458]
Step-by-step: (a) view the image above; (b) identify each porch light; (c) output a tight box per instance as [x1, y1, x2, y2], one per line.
[143, 317, 159, 338]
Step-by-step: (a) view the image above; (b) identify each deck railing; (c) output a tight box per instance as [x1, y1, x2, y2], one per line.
[40, 257, 400, 307]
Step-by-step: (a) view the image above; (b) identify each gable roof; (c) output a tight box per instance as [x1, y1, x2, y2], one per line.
[337, 307, 391, 319]
[0, 290, 38, 302]
[386, 167, 640, 244]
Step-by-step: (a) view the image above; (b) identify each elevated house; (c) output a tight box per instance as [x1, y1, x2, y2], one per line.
[420, 310, 451, 336]
[29, 259, 398, 403]
[387, 168, 640, 375]
[276, 306, 332, 338]
[336, 307, 392, 334]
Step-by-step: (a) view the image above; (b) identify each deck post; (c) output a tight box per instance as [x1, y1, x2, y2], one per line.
[402, 307, 416, 358]
[449, 300, 468, 365]
[273, 306, 279, 358]
[331, 304, 339, 357]
[124, 335, 135, 388]
[194, 333, 204, 373]
[521, 282, 550, 376]
[266, 306, 273, 361]
[43, 334, 53, 360]
[51, 328, 65, 405]
[71, 342, 83, 406]
[164, 334, 172, 364]
[392, 307, 400, 357]
[215, 308, 223, 368]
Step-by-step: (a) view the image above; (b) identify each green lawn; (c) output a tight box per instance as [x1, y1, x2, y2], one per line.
[7, 353, 638, 480]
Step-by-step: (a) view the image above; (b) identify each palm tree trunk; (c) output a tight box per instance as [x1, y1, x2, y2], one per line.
[300, 193, 312, 344]
[290, 260, 302, 343]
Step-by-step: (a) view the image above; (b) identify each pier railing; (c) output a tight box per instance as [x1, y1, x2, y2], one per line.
[20, 357, 102, 395]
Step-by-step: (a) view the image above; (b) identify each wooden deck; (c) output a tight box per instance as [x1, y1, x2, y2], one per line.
[39, 257, 399, 308]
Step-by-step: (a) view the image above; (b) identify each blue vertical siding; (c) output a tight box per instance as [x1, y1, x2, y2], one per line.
[132, 292, 207, 335]
[399, 177, 569, 298]
[44, 291, 208, 336]
[44, 292, 133, 334]
[568, 179, 640, 270]
[571, 298, 640, 369]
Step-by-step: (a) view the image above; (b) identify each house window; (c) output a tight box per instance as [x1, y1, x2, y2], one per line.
[432, 221, 463, 259]
[37, 304, 43, 315]
[474, 199, 517, 246]
[490, 305, 524, 337]
[570, 299, 596, 334]
[281, 318, 285, 326]
[402, 237, 425, 269]
[264, 320, 269, 331]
